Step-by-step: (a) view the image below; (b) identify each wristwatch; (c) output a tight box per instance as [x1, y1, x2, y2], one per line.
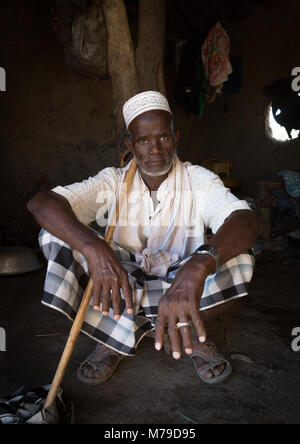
[194, 244, 221, 274]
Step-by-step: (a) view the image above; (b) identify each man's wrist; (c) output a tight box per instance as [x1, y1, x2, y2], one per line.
[80, 231, 105, 258]
[193, 244, 220, 275]
[189, 252, 217, 276]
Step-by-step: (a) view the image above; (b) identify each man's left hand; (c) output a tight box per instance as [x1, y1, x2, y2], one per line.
[154, 254, 215, 359]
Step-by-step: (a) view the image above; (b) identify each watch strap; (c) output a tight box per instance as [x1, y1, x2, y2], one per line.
[194, 244, 221, 273]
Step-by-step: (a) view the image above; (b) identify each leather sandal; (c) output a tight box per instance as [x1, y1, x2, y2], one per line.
[76, 343, 125, 386]
[190, 341, 232, 385]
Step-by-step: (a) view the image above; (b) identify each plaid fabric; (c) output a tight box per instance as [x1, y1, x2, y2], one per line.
[39, 229, 255, 356]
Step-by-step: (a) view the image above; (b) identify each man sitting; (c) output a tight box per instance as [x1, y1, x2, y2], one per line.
[28, 91, 260, 385]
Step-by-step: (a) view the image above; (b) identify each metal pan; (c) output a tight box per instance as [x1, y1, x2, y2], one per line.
[0, 246, 43, 276]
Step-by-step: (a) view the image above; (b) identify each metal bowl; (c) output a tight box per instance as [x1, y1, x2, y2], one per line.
[0, 247, 43, 276]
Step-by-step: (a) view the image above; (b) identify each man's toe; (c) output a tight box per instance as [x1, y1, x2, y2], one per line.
[82, 363, 94, 378]
[202, 368, 213, 379]
[212, 363, 225, 377]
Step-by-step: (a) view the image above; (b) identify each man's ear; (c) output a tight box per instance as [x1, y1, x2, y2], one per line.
[124, 137, 133, 153]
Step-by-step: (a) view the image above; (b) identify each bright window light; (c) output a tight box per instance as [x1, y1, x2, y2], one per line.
[268, 105, 300, 142]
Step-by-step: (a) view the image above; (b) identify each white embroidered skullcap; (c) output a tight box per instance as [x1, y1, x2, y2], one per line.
[123, 91, 172, 129]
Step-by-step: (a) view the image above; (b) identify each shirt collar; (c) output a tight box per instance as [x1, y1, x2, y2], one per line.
[136, 155, 179, 198]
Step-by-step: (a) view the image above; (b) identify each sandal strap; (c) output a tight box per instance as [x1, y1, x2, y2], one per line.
[88, 343, 120, 361]
[79, 345, 124, 373]
[191, 348, 215, 362]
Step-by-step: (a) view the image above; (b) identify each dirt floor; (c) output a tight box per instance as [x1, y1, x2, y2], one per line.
[1, 244, 300, 424]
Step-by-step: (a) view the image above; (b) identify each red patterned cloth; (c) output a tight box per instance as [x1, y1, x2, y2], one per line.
[202, 22, 233, 95]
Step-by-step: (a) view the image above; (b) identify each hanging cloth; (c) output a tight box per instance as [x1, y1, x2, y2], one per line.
[202, 22, 233, 102]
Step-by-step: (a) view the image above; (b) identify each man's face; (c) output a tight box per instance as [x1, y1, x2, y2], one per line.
[125, 110, 179, 177]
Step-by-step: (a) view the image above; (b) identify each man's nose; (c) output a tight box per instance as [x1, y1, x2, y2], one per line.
[149, 137, 163, 153]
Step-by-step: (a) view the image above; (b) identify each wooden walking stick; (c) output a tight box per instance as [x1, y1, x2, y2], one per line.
[44, 158, 137, 412]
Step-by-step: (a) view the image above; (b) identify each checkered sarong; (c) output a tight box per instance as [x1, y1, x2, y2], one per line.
[39, 229, 255, 356]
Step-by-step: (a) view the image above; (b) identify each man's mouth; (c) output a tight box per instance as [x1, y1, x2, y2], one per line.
[146, 158, 166, 165]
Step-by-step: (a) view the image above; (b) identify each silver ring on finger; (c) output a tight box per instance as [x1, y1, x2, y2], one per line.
[176, 321, 192, 329]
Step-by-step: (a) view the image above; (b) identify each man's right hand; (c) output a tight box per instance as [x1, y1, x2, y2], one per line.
[27, 191, 134, 320]
[83, 239, 133, 320]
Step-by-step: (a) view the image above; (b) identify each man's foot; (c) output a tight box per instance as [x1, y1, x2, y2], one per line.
[190, 341, 232, 384]
[76, 343, 125, 386]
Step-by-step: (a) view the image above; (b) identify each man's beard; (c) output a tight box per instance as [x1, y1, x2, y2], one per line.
[135, 152, 176, 177]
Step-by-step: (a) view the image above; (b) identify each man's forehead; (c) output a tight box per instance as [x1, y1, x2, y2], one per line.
[129, 110, 172, 134]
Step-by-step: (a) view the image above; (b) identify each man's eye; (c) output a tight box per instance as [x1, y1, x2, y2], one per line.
[160, 134, 168, 141]
[139, 138, 148, 144]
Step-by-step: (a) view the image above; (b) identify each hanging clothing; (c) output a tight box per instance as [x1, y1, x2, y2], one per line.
[202, 22, 233, 100]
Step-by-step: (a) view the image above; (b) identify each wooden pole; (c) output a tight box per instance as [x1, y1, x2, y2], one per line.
[136, 0, 167, 95]
[102, 0, 139, 154]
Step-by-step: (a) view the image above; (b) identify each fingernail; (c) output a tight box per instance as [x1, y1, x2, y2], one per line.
[103, 311, 108, 316]
[94, 306, 100, 311]
[127, 308, 133, 314]
[185, 348, 193, 355]
[173, 352, 181, 360]
[155, 342, 161, 351]
[114, 315, 120, 320]
[199, 336, 206, 343]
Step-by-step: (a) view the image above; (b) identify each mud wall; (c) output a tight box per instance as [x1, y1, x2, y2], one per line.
[0, 1, 117, 243]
